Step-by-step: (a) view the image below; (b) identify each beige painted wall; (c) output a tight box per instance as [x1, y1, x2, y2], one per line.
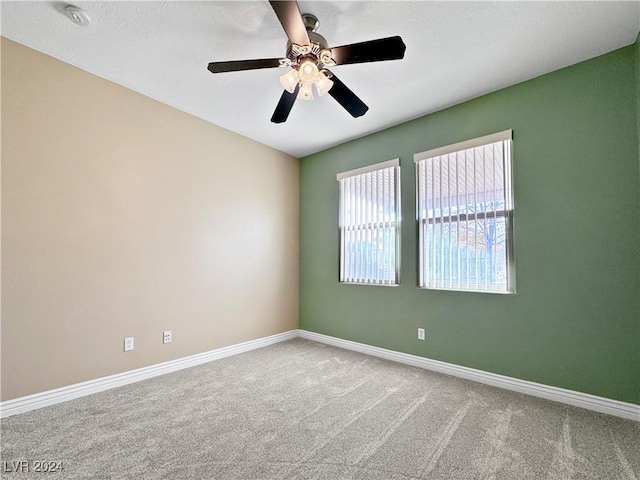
[1, 38, 299, 401]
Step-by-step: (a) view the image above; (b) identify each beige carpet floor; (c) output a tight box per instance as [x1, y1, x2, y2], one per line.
[1, 338, 638, 479]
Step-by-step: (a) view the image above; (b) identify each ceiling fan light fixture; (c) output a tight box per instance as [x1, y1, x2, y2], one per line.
[315, 70, 334, 96]
[298, 58, 319, 83]
[279, 68, 300, 93]
[298, 82, 314, 100]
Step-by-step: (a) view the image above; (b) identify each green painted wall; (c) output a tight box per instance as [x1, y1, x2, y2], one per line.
[637, 34, 640, 246]
[300, 44, 640, 405]
[637, 34, 640, 372]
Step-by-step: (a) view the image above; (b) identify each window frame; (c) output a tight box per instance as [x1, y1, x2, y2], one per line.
[414, 130, 516, 294]
[337, 158, 401, 286]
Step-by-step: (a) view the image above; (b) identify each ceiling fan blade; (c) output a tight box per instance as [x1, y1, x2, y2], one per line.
[327, 72, 369, 118]
[208, 58, 283, 74]
[271, 85, 300, 123]
[269, 1, 310, 47]
[330, 36, 406, 65]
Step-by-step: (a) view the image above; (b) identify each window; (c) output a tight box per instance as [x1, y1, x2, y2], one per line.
[414, 130, 515, 293]
[337, 159, 401, 285]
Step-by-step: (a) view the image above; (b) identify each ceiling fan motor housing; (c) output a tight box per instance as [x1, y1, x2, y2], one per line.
[285, 30, 333, 73]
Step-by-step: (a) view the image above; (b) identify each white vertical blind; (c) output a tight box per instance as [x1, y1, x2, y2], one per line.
[337, 159, 400, 285]
[414, 131, 515, 293]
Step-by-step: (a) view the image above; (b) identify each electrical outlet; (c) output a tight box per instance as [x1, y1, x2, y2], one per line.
[124, 337, 134, 351]
[417, 328, 426, 341]
[163, 330, 172, 344]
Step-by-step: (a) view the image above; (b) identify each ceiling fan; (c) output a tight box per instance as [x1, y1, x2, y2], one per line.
[207, 1, 406, 124]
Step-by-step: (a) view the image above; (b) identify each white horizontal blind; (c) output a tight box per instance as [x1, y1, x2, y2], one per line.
[338, 159, 400, 285]
[415, 131, 515, 293]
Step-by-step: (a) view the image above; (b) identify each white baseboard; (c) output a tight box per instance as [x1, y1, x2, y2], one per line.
[298, 330, 640, 422]
[3, 328, 638, 422]
[0, 330, 298, 419]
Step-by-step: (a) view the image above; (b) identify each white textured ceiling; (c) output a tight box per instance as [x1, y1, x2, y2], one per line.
[2, 1, 639, 158]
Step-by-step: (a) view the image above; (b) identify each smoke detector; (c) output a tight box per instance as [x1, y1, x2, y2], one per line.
[65, 5, 91, 27]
